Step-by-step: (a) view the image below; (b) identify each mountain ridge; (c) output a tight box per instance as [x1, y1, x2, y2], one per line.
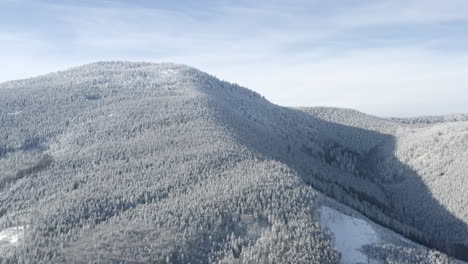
[0, 61, 466, 263]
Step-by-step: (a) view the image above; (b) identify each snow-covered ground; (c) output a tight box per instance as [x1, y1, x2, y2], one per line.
[320, 205, 468, 264]
[6, 111, 22, 116]
[0, 226, 25, 245]
[320, 206, 379, 264]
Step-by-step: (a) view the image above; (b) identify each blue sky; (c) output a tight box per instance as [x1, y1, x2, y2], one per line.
[1, 0, 468, 116]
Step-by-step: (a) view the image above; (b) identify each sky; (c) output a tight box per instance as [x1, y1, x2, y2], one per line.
[1, 0, 468, 117]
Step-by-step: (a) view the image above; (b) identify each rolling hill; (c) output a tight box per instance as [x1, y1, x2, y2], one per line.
[0, 62, 466, 263]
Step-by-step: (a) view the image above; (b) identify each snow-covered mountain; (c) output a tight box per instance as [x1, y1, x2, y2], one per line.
[0, 62, 466, 263]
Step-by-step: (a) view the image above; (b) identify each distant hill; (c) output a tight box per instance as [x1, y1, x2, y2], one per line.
[0, 62, 465, 263]
[388, 113, 468, 125]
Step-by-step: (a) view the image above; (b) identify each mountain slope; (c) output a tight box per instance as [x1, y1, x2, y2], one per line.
[0, 62, 466, 263]
[0, 62, 339, 263]
[300, 107, 468, 259]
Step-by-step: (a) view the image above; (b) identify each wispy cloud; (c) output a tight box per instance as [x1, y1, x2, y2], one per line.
[1, 0, 467, 116]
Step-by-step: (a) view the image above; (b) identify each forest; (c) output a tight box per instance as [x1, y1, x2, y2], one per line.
[0, 62, 466, 263]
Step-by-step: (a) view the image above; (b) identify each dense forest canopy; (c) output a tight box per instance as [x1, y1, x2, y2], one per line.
[0, 62, 466, 263]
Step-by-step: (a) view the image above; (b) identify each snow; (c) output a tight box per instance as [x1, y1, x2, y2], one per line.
[6, 111, 22, 116]
[0, 226, 25, 245]
[320, 206, 380, 264]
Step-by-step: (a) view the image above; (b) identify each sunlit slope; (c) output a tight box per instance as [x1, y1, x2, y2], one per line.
[0, 62, 339, 263]
[0, 62, 465, 263]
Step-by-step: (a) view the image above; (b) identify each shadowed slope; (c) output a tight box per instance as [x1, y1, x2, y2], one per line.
[299, 107, 468, 260]
[0, 62, 466, 262]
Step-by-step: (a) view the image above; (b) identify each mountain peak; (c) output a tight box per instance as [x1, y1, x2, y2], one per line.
[72, 61, 192, 72]
[0, 62, 467, 263]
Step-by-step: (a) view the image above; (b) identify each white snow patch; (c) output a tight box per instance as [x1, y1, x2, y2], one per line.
[6, 111, 22, 116]
[320, 206, 380, 264]
[0, 226, 25, 245]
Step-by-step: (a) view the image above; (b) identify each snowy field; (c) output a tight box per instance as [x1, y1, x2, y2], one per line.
[320, 206, 380, 264]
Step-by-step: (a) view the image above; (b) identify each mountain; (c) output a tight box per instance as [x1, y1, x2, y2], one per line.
[388, 113, 468, 125]
[0, 62, 466, 263]
[300, 106, 468, 257]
